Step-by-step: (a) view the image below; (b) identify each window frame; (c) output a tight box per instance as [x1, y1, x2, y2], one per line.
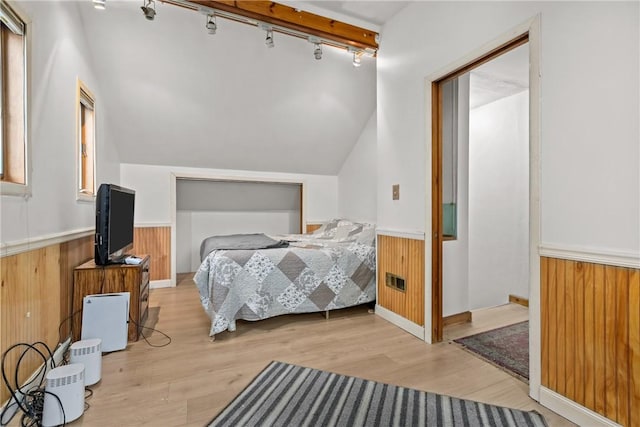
[0, 1, 30, 197]
[76, 78, 96, 202]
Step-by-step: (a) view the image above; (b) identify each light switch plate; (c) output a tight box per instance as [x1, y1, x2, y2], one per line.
[392, 184, 399, 200]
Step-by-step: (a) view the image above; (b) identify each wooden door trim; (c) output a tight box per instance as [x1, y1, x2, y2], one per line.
[430, 33, 530, 344]
[431, 81, 444, 342]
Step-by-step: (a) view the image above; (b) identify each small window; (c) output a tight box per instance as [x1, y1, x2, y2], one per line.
[0, 2, 28, 195]
[76, 79, 96, 200]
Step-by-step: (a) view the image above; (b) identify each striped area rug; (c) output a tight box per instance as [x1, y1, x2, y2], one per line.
[209, 361, 547, 427]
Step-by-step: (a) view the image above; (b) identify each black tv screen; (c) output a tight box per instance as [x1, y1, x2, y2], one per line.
[95, 184, 135, 265]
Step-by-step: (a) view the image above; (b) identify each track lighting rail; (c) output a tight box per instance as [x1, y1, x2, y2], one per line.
[160, 0, 379, 55]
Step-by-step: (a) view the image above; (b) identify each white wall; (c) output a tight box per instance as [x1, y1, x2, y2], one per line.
[177, 210, 298, 272]
[442, 74, 470, 317]
[378, 1, 639, 254]
[77, 1, 377, 176]
[175, 211, 191, 273]
[468, 90, 529, 309]
[120, 163, 338, 225]
[338, 112, 377, 223]
[175, 179, 302, 272]
[1, 1, 120, 245]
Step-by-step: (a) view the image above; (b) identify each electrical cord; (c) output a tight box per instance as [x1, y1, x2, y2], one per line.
[128, 315, 172, 348]
[57, 309, 82, 346]
[84, 387, 93, 412]
[1, 342, 66, 427]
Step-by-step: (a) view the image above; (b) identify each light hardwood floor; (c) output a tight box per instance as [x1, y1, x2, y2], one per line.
[69, 275, 573, 426]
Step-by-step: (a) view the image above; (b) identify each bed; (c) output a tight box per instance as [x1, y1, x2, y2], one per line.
[193, 220, 376, 338]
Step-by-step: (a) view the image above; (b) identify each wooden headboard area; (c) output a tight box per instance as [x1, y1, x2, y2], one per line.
[305, 223, 323, 234]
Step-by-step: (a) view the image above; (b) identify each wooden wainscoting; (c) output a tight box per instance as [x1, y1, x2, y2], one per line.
[377, 235, 424, 326]
[59, 236, 95, 338]
[541, 257, 640, 426]
[305, 223, 323, 234]
[0, 235, 93, 404]
[131, 226, 171, 281]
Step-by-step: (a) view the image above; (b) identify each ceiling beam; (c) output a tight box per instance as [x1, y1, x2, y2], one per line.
[162, 0, 379, 51]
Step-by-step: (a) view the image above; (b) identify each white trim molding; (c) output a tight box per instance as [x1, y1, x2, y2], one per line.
[150, 279, 173, 289]
[376, 229, 425, 240]
[375, 304, 425, 340]
[135, 222, 172, 228]
[539, 243, 640, 269]
[539, 387, 622, 427]
[1, 227, 94, 258]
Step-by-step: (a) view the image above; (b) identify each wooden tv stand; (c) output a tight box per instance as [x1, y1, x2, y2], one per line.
[72, 255, 150, 342]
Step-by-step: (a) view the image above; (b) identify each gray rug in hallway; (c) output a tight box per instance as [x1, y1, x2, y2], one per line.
[208, 361, 547, 427]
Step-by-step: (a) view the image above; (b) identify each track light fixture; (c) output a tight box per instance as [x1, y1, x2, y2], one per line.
[352, 51, 362, 68]
[163, 0, 378, 64]
[265, 29, 274, 48]
[93, 0, 106, 10]
[141, 0, 156, 21]
[313, 43, 322, 60]
[206, 15, 217, 34]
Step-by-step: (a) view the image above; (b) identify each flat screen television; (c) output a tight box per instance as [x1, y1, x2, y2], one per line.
[95, 184, 136, 265]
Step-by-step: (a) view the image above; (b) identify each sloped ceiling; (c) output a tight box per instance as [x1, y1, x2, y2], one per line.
[303, 1, 407, 27]
[78, 1, 377, 175]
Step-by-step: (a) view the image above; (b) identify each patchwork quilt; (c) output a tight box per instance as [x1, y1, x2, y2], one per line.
[193, 220, 376, 337]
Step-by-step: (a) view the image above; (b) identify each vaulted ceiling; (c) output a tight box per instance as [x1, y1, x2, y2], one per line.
[78, 1, 382, 175]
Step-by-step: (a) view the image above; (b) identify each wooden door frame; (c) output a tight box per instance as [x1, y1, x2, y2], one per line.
[431, 33, 529, 342]
[427, 16, 541, 400]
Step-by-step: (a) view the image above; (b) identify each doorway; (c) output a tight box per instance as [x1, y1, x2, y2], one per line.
[432, 39, 532, 387]
[443, 42, 530, 340]
[426, 16, 542, 400]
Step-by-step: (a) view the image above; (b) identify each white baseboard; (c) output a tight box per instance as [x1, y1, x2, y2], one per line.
[375, 304, 424, 339]
[150, 279, 173, 289]
[539, 387, 621, 427]
[1, 338, 71, 426]
[134, 222, 172, 228]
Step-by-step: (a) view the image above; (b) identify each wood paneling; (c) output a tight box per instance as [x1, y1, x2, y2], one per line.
[0, 235, 93, 403]
[584, 262, 596, 410]
[541, 257, 549, 387]
[594, 263, 606, 414]
[574, 261, 585, 405]
[630, 269, 640, 427]
[541, 256, 640, 426]
[131, 226, 171, 281]
[59, 236, 94, 340]
[377, 235, 424, 326]
[305, 223, 322, 234]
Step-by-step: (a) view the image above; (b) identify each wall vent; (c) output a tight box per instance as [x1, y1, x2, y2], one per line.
[385, 272, 406, 292]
